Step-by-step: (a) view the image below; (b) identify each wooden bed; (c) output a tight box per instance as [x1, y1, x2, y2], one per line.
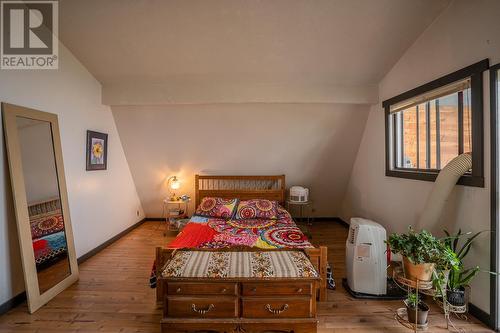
[28, 198, 68, 269]
[155, 175, 327, 332]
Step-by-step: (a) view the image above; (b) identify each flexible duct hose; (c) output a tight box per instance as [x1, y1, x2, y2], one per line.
[417, 153, 472, 230]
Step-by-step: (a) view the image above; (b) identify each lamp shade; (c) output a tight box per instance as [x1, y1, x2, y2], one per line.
[169, 176, 180, 190]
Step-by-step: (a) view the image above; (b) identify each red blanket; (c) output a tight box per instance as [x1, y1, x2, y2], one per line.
[167, 223, 218, 249]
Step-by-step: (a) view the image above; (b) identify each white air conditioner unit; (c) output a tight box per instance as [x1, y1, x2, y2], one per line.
[289, 186, 309, 202]
[346, 217, 387, 295]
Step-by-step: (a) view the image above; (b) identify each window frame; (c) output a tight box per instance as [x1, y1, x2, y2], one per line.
[382, 59, 489, 187]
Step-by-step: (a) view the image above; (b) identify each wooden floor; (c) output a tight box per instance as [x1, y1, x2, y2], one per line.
[0, 221, 492, 333]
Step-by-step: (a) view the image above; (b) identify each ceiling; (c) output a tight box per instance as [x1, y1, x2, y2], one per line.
[59, 0, 450, 105]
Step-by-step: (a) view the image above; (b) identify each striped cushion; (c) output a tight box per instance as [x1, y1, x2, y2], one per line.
[162, 250, 318, 279]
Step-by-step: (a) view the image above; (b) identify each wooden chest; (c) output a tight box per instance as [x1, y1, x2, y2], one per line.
[159, 250, 320, 332]
[161, 279, 318, 333]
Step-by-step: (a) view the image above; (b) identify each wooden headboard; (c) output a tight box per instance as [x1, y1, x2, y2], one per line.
[28, 197, 61, 217]
[195, 175, 285, 207]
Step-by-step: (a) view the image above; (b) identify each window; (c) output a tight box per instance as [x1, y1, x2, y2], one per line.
[383, 60, 488, 187]
[393, 82, 470, 170]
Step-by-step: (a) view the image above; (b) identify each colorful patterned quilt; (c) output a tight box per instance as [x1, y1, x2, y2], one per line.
[167, 206, 313, 250]
[30, 210, 68, 267]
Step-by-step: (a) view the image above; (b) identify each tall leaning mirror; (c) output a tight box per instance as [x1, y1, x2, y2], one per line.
[2, 103, 78, 313]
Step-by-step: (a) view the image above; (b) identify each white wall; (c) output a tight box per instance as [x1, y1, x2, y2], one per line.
[0, 43, 144, 306]
[341, 0, 500, 313]
[112, 103, 369, 218]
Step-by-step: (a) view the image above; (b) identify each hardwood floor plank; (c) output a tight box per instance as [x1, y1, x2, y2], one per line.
[0, 221, 492, 332]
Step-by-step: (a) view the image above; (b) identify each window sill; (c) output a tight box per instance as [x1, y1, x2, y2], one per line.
[386, 169, 484, 188]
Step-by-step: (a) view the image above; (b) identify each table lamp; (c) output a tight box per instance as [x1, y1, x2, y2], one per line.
[167, 176, 180, 201]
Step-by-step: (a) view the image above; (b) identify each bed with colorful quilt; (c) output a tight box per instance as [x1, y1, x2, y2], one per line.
[168, 200, 312, 250]
[28, 199, 68, 269]
[154, 175, 328, 306]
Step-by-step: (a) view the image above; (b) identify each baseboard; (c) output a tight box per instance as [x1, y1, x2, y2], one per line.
[469, 302, 494, 329]
[0, 291, 26, 316]
[295, 216, 350, 228]
[144, 217, 165, 221]
[77, 218, 146, 265]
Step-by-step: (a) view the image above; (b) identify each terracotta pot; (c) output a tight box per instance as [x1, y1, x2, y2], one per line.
[403, 257, 435, 282]
[406, 301, 429, 325]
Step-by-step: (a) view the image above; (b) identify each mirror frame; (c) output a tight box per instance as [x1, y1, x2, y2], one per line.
[2, 103, 79, 313]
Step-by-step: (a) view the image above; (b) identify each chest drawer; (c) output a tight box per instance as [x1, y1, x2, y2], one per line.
[167, 282, 237, 296]
[166, 297, 238, 318]
[242, 297, 313, 318]
[242, 282, 312, 296]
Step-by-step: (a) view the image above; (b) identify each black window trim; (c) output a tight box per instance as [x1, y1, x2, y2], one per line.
[383, 59, 489, 188]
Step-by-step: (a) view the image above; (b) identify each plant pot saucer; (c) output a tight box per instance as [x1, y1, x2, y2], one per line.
[395, 308, 429, 331]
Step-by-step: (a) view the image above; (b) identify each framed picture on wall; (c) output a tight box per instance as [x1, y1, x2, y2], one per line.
[86, 130, 108, 171]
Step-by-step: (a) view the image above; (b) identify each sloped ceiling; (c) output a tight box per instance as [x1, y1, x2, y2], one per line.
[57, 0, 451, 216]
[59, 0, 450, 105]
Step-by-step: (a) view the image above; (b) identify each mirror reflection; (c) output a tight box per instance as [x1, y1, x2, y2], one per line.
[16, 116, 71, 293]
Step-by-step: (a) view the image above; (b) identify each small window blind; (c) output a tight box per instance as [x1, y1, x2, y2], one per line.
[389, 78, 470, 114]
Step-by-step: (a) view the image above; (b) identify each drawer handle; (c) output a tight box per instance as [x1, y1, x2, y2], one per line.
[265, 303, 289, 315]
[221, 288, 227, 293]
[296, 288, 303, 293]
[251, 287, 257, 292]
[191, 303, 215, 315]
[176, 288, 181, 293]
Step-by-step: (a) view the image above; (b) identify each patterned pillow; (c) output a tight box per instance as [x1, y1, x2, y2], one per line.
[235, 199, 279, 219]
[195, 197, 238, 219]
[276, 205, 292, 220]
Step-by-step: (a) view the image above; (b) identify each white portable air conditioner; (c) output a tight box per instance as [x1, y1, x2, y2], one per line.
[289, 186, 309, 202]
[346, 218, 387, 295]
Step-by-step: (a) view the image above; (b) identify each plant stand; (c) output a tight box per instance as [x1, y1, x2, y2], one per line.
[395, 307, 429, 331]
[393, 269, 433, 332]
[434, 286, 470, 332]
[393, 267, 469, 333]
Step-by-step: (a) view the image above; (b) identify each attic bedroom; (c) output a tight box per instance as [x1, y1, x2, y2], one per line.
[0, 0, 499, 332]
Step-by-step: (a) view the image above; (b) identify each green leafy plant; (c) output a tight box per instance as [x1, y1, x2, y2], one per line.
[405, 292, 418, 308]
[432, 241, 460, 296]
[448, 266, 480, 291]
[386, 227, 447, 264]
[443, 229, 487, 291]
[434, 244, 460, 271]
[442, 229, 485, 263]
[404, 292, 429, 311]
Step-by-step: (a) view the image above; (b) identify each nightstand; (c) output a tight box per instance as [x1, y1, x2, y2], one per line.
[162, 199, 190, 236]
[285, 200, 313, 225]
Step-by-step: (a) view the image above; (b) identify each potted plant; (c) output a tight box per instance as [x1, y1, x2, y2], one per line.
[386, 227, 443, 282]
[404, 292, 429, 325]
[443, 229, 486, 306]
[447, 266, 479, 306]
